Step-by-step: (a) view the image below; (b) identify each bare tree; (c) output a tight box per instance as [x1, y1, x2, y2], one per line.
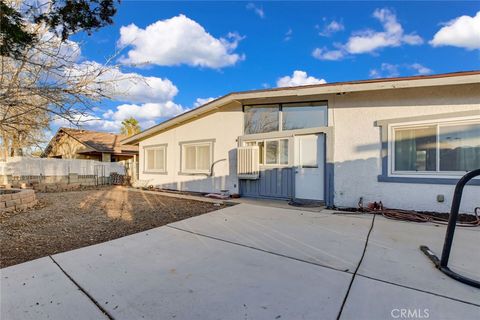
[0, 1, 132, 158]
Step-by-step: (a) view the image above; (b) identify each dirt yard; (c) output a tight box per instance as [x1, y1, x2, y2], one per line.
[0, 186, 225, 268]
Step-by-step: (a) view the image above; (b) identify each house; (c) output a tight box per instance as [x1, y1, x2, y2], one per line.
[43, 128, 138, 162]
[122, 71, 480, 213]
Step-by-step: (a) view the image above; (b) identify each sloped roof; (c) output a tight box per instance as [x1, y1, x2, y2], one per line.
[122, 70, 480, 145]
[45, 128, 138, 155]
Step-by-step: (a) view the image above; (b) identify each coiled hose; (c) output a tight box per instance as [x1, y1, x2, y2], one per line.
[368, 207, 480, 227]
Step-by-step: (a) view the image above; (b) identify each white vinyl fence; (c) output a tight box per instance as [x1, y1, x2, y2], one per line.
[0, 157, 125, 183]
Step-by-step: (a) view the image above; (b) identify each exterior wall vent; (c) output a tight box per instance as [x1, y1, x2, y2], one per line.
[237, 146, 260, 179]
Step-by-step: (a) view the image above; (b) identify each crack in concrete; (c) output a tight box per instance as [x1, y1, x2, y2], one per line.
[169, 218, 480, 312]
[356, 273, 480, 308]
[167, 225, 351, 274]
[41, 218, 478, 320]
[49, 255, 115, 320]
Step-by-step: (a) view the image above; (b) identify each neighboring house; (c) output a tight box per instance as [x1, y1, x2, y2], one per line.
[123, 71, 480, 213]
[43, 128, 138, 162]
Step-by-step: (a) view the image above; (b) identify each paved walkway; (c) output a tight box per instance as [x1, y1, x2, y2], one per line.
[1, 204, 479, 319]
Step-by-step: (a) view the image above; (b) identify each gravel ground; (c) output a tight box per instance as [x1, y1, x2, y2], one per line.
[0, 186, 225, 268]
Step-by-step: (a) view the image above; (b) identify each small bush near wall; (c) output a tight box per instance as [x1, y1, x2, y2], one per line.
[0, 189, 37, 213]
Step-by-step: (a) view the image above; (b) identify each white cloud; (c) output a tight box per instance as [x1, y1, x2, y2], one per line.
[369, 63, 400, 78]
[284, 28, 293, 41]
[53, 102, 186, 133]
[346, 8, 423, 54]
[369, 62, 432, 78]
[104, 102, 185, 122]
[61, 60, 187, 132]
[276, 70, 327, 87]
[28, 31, 82, 70]
[430, 11, 480, 50]
[46, 33, 82, 63]
[312, 47, 345, 61]
[102, 69, 178, 104]
[118, 15, 245, 68]
[402, 34, 424, 45]
[409, 63, 432, 75]
[67, 61, 178, 104]
[97, 102, 186, 132]
[318, 20, 344, 37]
[246, 3, 265, 19]
[313, 8, 423, 61]
[194, 97, 217, 107]
[369, 69, 381, 79]
[52, 113, 121, 132]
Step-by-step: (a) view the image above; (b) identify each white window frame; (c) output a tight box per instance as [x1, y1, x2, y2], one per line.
[388, 116, 480, 178]
[180, 140, 214, 174]
[243, 137, 291, 167]
[144, 145, 167, 173]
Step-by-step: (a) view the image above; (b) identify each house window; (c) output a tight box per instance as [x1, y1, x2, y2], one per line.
[439, 123, 480, 171]
[392, 121, 480, 174]
[144, 145, 167, 173]
[244, 102, 328, 135]
[181, 141, 213, 173]
[282, 102, 328, 130]
[394, 126, 437, 172]
[244, 105, 279, 134]
[244, 138, 289, 166]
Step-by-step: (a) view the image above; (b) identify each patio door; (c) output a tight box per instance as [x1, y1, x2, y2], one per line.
[294, 134, 325, 200]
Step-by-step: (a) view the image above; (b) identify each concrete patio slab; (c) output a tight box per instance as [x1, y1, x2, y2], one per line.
[340, 276, 480, 320]
[2, 204, 478, 320]
[52, 225, 352, 320]
[169, 203, 373, 271]
[358, 216, 480, 306]
[0, 257, 108, 320]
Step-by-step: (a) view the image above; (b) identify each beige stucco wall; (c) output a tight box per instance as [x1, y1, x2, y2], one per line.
[139, 102, 243, 194]
[330, 83, 480, 213]
[139, 83, 479, 212]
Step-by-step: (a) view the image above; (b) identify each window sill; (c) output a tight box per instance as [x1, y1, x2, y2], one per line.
[143, 171, 168, 175]
[178, 171, 210, 176]
[378, 175, 480, 186]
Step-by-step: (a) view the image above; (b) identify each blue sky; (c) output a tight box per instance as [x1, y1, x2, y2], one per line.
[64, 1, 480, 133]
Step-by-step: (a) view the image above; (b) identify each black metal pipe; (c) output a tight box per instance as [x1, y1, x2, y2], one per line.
[440, 168, 480, 267]
[421, 168, 480, 289]
[439, 265, 480, 288]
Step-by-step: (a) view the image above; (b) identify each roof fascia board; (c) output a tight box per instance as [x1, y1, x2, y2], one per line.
[237, 74, 480, 99]
[122, 73, 480, 145]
